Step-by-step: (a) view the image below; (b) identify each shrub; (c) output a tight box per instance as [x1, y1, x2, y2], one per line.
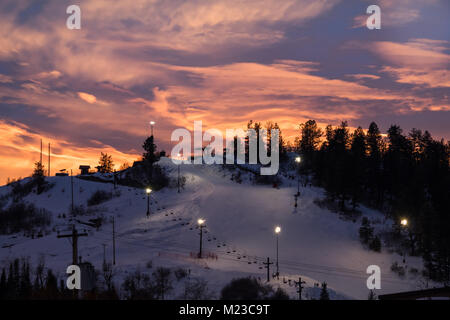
[0, 202, 52, 235]
[359, 217, 373, 244]
[183, 278, 214, 300]
[87, 190, 113, 206]
[369, 236, 382, 252]
[254, 174, 282, 186]
[174, 268, 188, 281]
[220, 277, 288, 300]
[390, 262, 406, 277]
[152, 267, 172, 300]
[122, 270, 156, 300]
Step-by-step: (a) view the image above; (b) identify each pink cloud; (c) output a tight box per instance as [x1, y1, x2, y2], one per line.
[78, 92, 97, 104]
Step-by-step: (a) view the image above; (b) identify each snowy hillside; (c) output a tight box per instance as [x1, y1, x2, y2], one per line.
[0, 157, 432, 299]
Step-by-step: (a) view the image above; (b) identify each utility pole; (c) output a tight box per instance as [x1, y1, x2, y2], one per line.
[263, 257, 273, 282]
[177, 153, 182, 193]
[71, 169, 74, 216]
[294, 277, 306, 300]
[102, 244, 106, 265]
[177, 163, 181, 193]
[48, 143, 51, 177]
[112, 216, 116, 265]
[294, 194, 298, 208]
[40, 138, 43, 166]
[57, 225, 88, 265]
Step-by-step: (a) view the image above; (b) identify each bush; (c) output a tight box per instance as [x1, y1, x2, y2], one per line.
[87, 190, 113, 206]
[150, 165, 170, 190]
[122, 270, 156, 300]
[359, 217, 373, 244]
[152, 267, 173, 300]
[10, 178, 54, 200]
[183, 278, 214, 300]
[220, 277, 289, 300]
[254, 174, 282, 186]
[369, 236, 382, 252]
[174, 268, 188, 281]
[0, 202, 52, 235]
[390, 262, 406, 277]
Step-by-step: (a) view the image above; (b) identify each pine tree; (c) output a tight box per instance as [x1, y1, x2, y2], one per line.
[273, 122, 287, 161]
[98, 152, 114, 173]
[254, 122, 262, 164]
[142, 136, 158, 164]
[44, 270, 59, 299]
[369, 236, 382, 252]
[366, 122, 383, 207]
[349, 127, 367, 208]
[32, 161, 46, 194]
[319, 282, 330, 300]
[19, 260, 32, 299]
[325, 122, 351, 211]
[245, 120, 254, 163]
[32, 161, 45, 177]
[0, 268, 6, 299]
[298, 120, 323, 154]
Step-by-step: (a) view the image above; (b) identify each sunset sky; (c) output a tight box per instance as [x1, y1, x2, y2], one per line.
[0, 0, 449, 183]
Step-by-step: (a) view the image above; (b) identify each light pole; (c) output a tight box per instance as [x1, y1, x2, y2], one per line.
[177, 153, 181, 193]
[275, 226, 281, 279]
[400, 218, 408, 264]
[295, 156, 301, 196]
[198, 219, 205, 258]
[149, 121, 155, 137]
[70, 169, 74, 216]
[146, 188, 152, 218]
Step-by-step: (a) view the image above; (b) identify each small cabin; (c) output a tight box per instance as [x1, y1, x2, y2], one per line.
[79, 165, 91, 175]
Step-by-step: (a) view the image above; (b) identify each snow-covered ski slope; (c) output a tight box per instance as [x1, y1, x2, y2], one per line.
[0, 157, 431, 299]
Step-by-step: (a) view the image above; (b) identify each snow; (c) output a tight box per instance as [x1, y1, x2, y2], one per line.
[0, 157, 435, 299]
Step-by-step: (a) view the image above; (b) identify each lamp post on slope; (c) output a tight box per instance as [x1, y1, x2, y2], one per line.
[295, 156, 301, 196]
[275, 226, 281, 279]
[146, 188, 152, 218]
[198, 219, 206, 258]
[400, 218, 408, 264]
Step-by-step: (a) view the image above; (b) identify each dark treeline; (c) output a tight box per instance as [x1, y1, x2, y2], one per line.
[295, 120, 449, 282]
[0, 259, 74, 300]
[0, 259, 294, 300]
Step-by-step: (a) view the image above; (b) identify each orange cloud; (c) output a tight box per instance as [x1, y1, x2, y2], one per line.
[346, 74, 381, 80]
[0, 120, 140, 184]
[381, 66, 450, 88]
[372, 39, 449, 68]
[78, 92, 97, 104]
[352, 0, 438, 28]
[348, 38, 450, 89]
